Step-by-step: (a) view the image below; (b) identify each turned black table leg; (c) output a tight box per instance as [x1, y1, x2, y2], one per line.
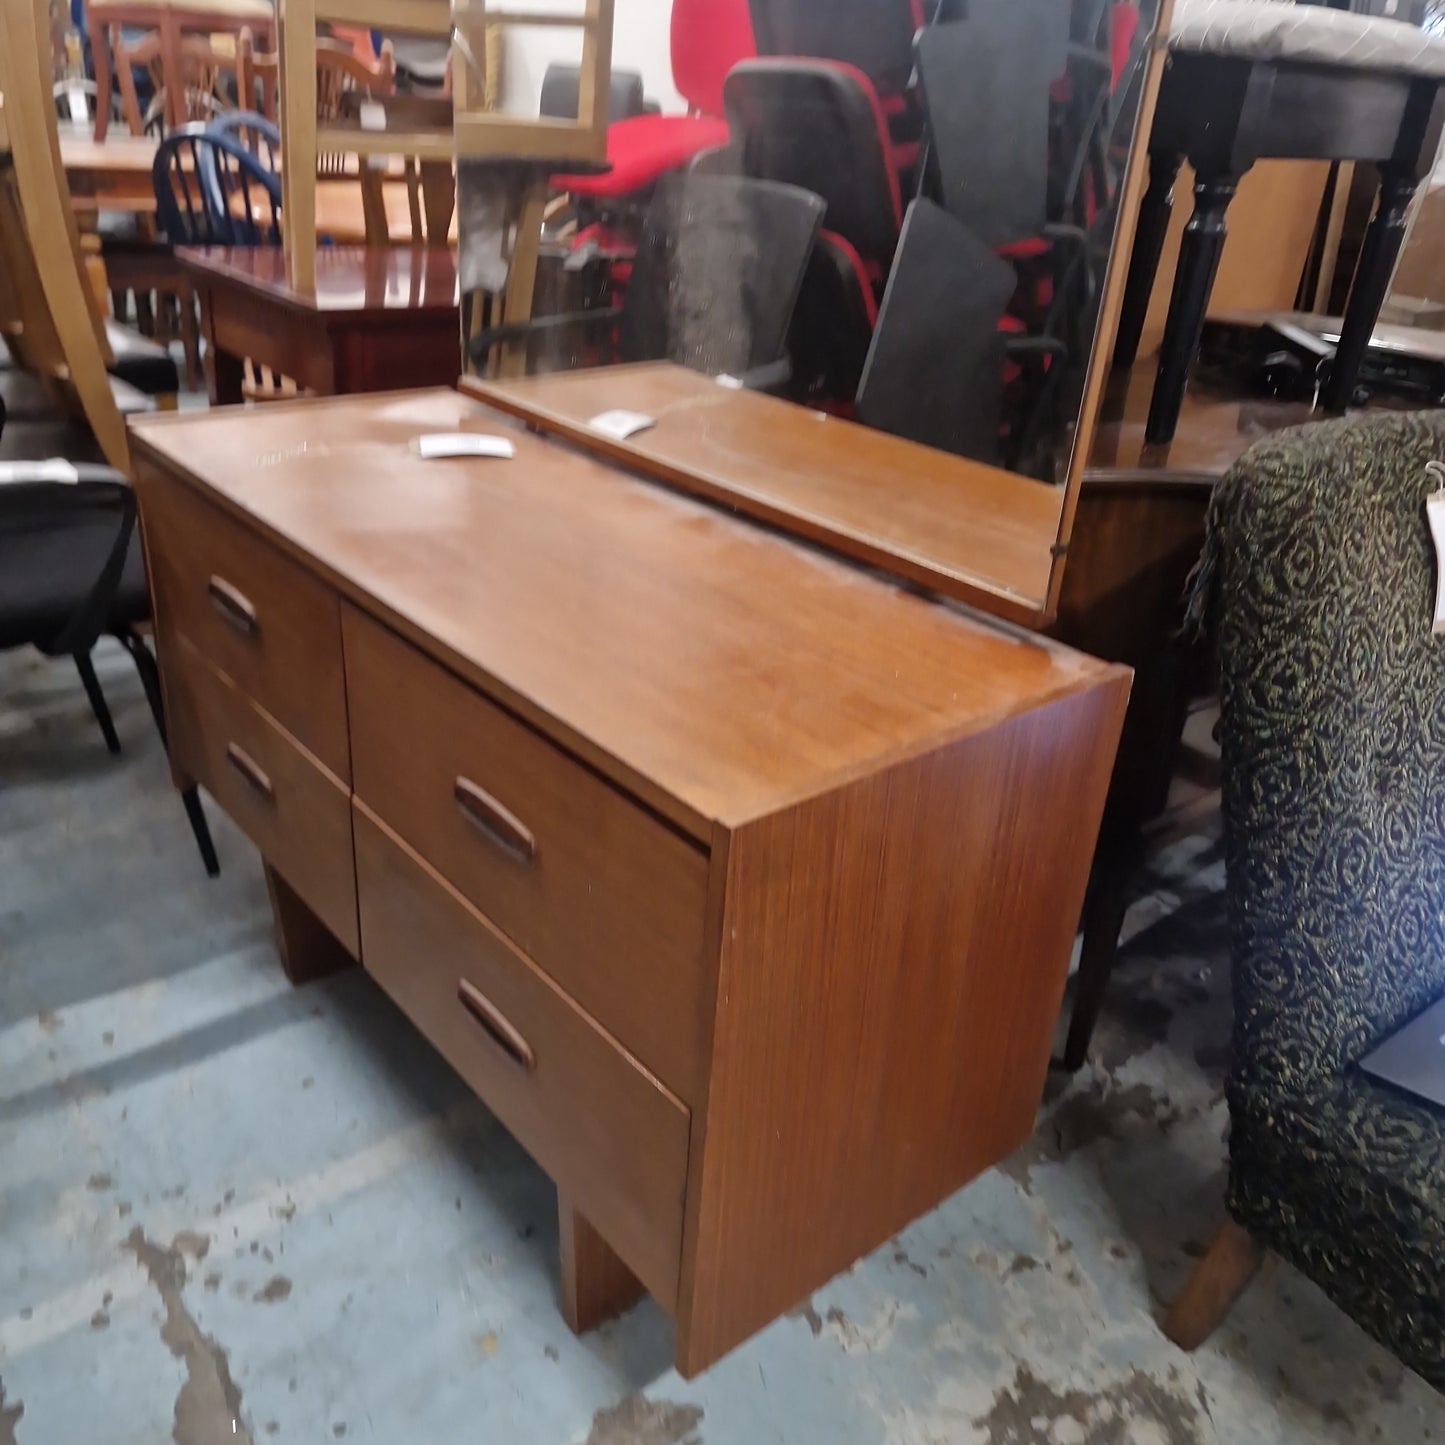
[1321, 167, 1418, 413]
[1145, 170, 1240, 447]
[1113, 151, 1182, 371]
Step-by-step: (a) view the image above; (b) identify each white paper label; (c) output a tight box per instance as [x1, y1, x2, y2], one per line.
[358, 101, 387, 132]
[413, 433, 515, 460]
[1427, 492, 1445, 635]
[0, 459, 80, 485]
[588, 409, 655, 441]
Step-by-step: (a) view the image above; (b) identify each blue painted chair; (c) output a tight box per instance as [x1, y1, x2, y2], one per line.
[152, 117, 281, 246]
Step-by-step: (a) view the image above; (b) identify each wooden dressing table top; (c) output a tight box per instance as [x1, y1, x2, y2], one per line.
[468, 363, 1065, 626]
[132, 387, 1118, 837]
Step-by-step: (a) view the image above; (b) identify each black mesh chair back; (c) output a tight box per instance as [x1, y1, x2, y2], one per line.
[619, 174, 825, 378]
[856, 198, 1017, 465]
[747, 0, 924, 100]
[724, 59, 901, 272]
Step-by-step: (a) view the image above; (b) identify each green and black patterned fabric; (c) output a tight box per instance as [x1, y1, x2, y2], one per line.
[1196, 410, 1445, 1390]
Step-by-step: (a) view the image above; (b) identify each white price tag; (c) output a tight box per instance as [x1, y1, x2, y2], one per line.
[358, 101, 387, 132]
[413, 433, 516, 460]
[588, 409, 655, 441]
[1427, 462, 1445, 635]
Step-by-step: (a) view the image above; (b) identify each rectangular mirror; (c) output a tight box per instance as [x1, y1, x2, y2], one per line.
[458, 0, 1175, 627]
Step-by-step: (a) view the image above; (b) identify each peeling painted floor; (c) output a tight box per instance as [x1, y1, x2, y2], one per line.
[2, 644, 1443, 1444]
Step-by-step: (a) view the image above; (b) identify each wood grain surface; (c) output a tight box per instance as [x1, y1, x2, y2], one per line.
[137, 462, 351, 779]
[344, 605, 710, 1102]
[466, 364, 1063, 626]
[676, 676, 1130, 1372]
[130, 389, 1121, 840]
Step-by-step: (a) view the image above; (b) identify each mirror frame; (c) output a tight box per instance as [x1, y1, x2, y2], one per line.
[462, 0, 1177, 630]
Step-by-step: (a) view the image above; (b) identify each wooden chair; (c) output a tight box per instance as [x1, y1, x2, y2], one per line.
[238, 27, 398, 244]
[109, 25, 232, 135]
[0, 0, 131, 471]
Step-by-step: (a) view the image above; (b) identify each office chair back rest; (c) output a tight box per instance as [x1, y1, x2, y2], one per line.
[672, 0, 756, 117]
[724, 59, 901, 270]
[0, 475, 134, 654]
[619, 173, 824, 376]
[856, 198, 1016, 465]
[747, 0, 923, 100]
[1196, 410, 1445, 1100]
[916, 8, 1063, 249]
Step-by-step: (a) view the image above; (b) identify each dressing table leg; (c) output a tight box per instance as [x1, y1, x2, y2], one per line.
[1114, 151, 1182, 370]
[1146, 169, 1241, 447]
[264, 865, 355, 986]
[557, 1192, 644, 1333]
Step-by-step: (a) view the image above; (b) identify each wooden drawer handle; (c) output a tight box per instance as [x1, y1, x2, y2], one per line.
[225, 742, 273, 800]
[453, 777, 536, 865]
[207, 576, 257, 636]
[456, 979, 537, 1072]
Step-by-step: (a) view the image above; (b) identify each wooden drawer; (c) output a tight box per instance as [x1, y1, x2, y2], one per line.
[343, 607, 709, 1102]
[354, 804, 689, 1308]
[139, 471, 349, 780]
[167, 634, 359, 956]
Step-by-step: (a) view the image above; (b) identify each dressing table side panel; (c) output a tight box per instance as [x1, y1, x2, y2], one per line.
[675, 673, 1130, 1375]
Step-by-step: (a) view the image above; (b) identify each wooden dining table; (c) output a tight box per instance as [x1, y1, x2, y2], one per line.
[178, 244, 461, 401]
[59, 131, 454, 244]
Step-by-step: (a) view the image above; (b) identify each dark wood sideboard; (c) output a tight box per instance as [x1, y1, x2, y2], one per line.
[130, 387, 1129, 1375]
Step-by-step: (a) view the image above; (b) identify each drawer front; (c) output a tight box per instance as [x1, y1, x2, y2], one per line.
[355, 805, 689, 1308]
[343, 607, 709, 1102]
[168, 635, 359, 955]
[139, 469, 349, 780]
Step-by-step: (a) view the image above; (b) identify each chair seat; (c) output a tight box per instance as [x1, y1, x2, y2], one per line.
[103, 320, 179, 397]
[1229, 1074, 1445, 1387]
[554, 114, 732, 199]
[0, 516, 146, 653]
[1171, 0, 1445, 76]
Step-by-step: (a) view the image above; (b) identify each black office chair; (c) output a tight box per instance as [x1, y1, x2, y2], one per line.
[470, 174, 825, 387]
[0, 468, 219, 876]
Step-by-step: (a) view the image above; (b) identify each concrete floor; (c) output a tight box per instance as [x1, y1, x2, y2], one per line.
[2, 643, 1442, 1444]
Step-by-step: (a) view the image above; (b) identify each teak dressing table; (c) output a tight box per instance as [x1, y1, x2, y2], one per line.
[130, 388, 1129, 1374]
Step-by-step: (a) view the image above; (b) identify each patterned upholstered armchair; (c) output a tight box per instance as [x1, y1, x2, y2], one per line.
[1164, 412, 1445, 1390]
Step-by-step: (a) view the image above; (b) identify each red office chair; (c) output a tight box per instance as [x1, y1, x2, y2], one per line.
[551, 0, 755, 210]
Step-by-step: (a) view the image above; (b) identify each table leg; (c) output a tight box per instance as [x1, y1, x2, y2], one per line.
[557, 1192, 644, 1333]
[89, 12, 112, 141]
[1321, 167, 1418, 414]
[264, 866, 355, 986]
[1145, 170, 1240, 448]
[1113, 151, 1181, 371]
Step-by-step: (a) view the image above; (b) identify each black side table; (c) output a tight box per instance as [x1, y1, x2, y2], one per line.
[1115, 49, 1445, 444]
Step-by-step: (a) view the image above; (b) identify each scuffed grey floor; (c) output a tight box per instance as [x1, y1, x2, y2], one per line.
[2, 645, 1442, 1443]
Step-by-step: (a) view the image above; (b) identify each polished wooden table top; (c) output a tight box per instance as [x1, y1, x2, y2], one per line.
[177, 245, 459, 316]
[131, 388, 1119, 836]
[471, 363, 1065, 626]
